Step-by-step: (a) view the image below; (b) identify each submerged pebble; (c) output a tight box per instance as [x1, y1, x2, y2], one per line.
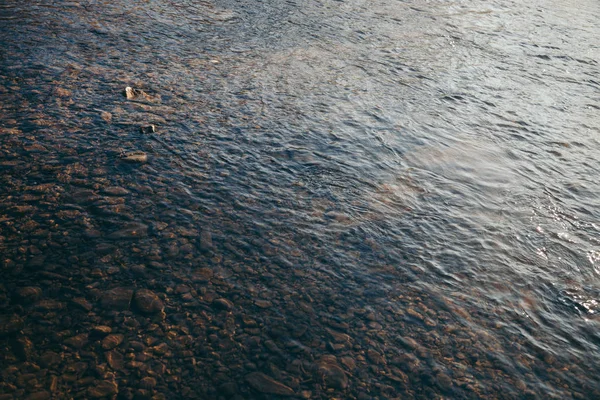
[120, 151, 148, 163]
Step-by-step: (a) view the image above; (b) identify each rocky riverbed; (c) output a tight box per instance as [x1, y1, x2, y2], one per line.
[2, 0, 600, 398]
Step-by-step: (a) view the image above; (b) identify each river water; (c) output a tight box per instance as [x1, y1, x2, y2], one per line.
[0, 0, 599, 398]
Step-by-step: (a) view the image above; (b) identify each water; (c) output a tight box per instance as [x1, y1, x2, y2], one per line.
[0, 0, 599, 398]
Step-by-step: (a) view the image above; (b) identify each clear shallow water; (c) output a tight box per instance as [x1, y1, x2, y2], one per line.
[0, 0, 599, 398]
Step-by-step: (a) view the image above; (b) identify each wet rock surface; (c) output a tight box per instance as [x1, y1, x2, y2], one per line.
[1, 0, 600, 399]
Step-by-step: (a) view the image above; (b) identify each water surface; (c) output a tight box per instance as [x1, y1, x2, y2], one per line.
[1, 0, 599, 398]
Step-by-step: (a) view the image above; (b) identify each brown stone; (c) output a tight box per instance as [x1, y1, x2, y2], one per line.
[91, 326, 112, 337]
[72, 297, 93, 312]
[317, 359, 349, 390]
[106, 350, 124, 370]
[139, 377, 157, 389]
[25, 392, 50, 400]
[191, 267, 213, 282]
[102, 334, 124, 350]
[64, 333, 89, 349]
[133, 289, 164, 314]
[213, 298, 233, 311]
[100, 287, 133, 311]
[88, 380, 118, 398]
[15, 287, 42, 304]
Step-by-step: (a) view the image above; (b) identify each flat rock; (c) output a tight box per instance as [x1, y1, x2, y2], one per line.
[133, 289, 164, 314]
[102, 186, 129, 196]
[100, 287, 133, 311]
[245, 372, 294, 396]
[120, 151, 148, 163]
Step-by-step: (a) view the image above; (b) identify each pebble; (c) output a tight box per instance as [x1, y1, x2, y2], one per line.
[213, 298, 233, 311]
[102, 186, 129, 196]
[72, 297, 93, 312]
[140, 125, 156, 134]
[124, 86, 144, 100]
[120, 151, 148, 163]
[91, 326, 112, 337]
[102, 334, 124, 350]
[0, 314, 24, 336]
[64, 333, 89, 349]
[245, 372, 294, 396]
[317, 359, 349, 390]
[367, 349, 385, 365]
[106, 350, 124, 370]
[24, 392, 50, 400]
[254, 299, 272, 308]
[100, 287, 134, 311]
[133, 289, 164, 314]
[15, 286, 42, 303]
[139, 377, 157, 389]
[107, 223, 148, 240]
[88, 380, 118, 398]
[191, 268, 213, 282]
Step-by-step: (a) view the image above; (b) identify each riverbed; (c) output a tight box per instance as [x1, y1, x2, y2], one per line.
[1, 0, 599, 398]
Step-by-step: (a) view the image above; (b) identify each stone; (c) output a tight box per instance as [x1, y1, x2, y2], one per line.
[191, 268, 213, 282]
[102, 186, 129, 196]
[317, 360, 349, 390]
[15, 286, 42, 304]
[151, 343, 169, 355]
[25, 392, 50, 400]
[254, 300, 272, 309]
[102, 334, 124, 350]
[139, 377, 157, 389]
[91, 326, 112, 337]
[140, 125, 156, 134]
[367, 349, 385, 365]
[218, 382, 238, 396]
[88, 380, 118, 398]
[100, 287, 133, 310]
[64, 333, 89, 349]
[107, 223, 148, 240]
[436, 373, 452, 392]
[106, 350, 124, 370]
[34, 300, 64, 311]
[200, 229, 213, 251]
[213, 298, 233, 311]
[39, 351, 62, 367]
[0, 314, 24, 336]
[133, 289, 164, 314]
[120, 151, 148, 163]
[12, 336, 33, 361]
[326, 328, 351, 343]
[124, 86, 146, 100]
[72, 297, 93, 312]
[245, 372, 294, 396]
